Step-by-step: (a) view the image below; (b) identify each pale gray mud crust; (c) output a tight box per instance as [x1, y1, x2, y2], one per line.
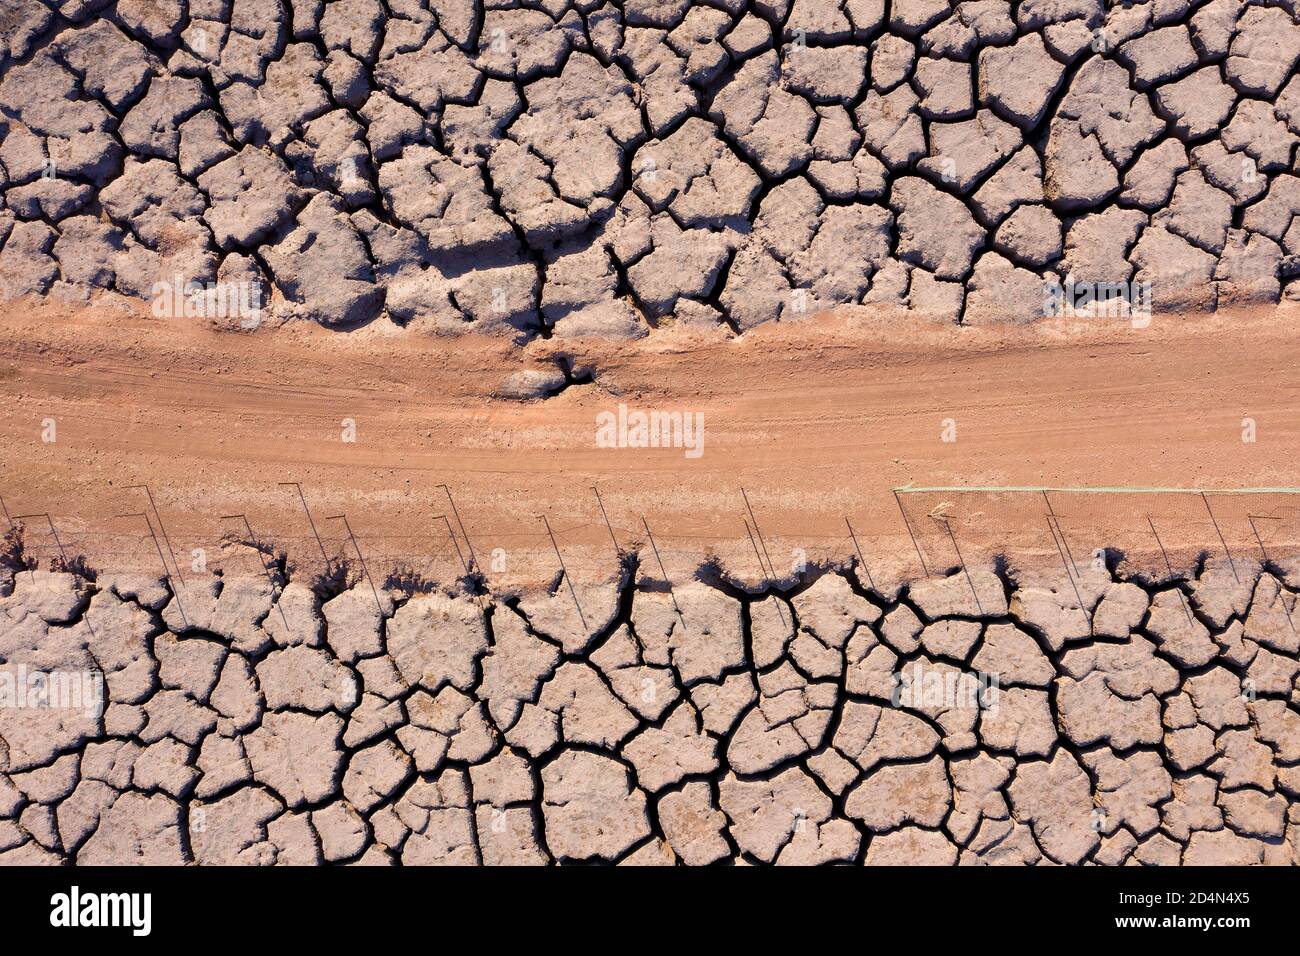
[1, 0, 1296, 336]
[1, 554, 1297, 865]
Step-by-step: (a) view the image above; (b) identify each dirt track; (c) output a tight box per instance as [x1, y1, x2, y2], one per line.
[1, 297, 1298, 585]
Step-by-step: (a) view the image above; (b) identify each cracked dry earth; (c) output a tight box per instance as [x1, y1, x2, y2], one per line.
[5, 0, 1300, 333]
[2, 555, 1300, 866]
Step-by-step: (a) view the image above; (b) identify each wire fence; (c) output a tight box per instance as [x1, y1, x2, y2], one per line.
[2, 516, 864, 591]
[5, 487, 1298, 597]
[893, 486, 1300, 581]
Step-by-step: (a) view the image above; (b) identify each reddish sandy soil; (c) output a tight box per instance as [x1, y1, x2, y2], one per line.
[1, 296, 1298, 588]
